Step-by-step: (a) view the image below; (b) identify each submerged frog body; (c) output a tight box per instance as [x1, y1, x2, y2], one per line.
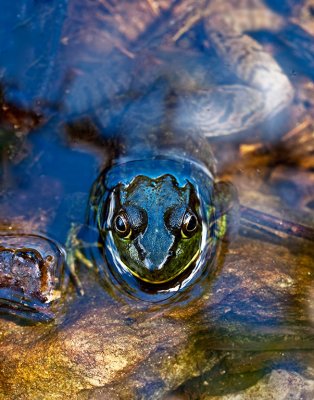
[64, 0, 309, 301]
[74, 83, 236, 300]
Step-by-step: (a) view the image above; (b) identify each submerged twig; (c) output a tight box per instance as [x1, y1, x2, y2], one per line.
[240, 205, 314, 242]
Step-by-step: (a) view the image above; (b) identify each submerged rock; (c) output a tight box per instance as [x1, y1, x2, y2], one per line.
[202, 369, 314, 400]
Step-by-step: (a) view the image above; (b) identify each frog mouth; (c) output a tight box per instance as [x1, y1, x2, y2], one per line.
[119, 249, 201, 285]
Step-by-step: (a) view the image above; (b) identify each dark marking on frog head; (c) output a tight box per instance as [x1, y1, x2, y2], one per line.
[99, 174, 203, 284]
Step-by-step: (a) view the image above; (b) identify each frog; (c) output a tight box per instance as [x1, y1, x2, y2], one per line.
[62, 0, 314, 301]
[63, 69, 248, 303]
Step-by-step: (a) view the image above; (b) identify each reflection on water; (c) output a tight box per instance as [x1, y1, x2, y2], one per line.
[0, 0, 314, 398]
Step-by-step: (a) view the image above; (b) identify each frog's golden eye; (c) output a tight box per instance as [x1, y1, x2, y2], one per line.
[114, 212, 132, 238]
[181, 211, 198, 238]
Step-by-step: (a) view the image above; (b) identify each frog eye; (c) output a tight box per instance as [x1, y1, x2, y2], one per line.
[114, 212, 132, 238]
[181, 211, 198, 238]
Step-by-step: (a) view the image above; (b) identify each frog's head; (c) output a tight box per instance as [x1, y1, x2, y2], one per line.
[102, 174, 203, 284]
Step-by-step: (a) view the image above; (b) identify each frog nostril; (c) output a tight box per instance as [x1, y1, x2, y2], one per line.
[134, 238, 147, 261]
[138, 248, 146, 261]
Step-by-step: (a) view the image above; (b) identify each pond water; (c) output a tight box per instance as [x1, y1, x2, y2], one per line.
[0, 1, 314, 399]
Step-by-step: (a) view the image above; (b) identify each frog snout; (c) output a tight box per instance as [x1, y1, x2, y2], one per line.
[141, 249, 167, 272]
[137, 228, 174, 272]
[142, 257, 156, 271]
[142, 249, 175, 272]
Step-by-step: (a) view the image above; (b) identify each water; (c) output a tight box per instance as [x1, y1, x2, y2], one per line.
[0, 1, 313, 398]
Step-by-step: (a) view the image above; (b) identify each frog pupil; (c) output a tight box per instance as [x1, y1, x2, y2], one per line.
[186, 214, 197, 232]
[115, 215, 127, 233]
